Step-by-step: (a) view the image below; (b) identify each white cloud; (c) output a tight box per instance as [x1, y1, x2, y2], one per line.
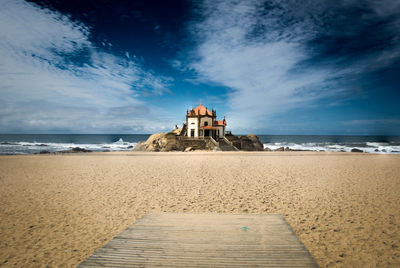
[188, 0, 400, 132]
[187, 0, 334, 131]
[0, 0, 173, 133]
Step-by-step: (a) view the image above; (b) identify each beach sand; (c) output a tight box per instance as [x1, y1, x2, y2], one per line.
[0, 152, 399, 267]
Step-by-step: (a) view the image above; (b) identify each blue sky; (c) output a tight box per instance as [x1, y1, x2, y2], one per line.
[0, 0, 399, 135]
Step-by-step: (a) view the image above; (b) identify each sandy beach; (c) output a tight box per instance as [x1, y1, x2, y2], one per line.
[0, 152, 399, 267]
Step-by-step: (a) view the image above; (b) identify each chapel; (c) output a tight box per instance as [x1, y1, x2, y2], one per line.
[186, 104, 226, 139]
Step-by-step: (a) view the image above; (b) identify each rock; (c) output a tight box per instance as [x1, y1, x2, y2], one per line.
[158, 133, 184, 152]
[0, 142, 19, 145]
[184, 147, 194, 152]
[133, 141, 146, 151]
[71, 147, 92, 152]
[127, 145, 133, 149]
[351, 148, 363, 153]
[133, 133, 184, 152]
[38, 150, 51, 154]
[239, 136, 254, 151]
[36, 144, 48, 147]
[59, 147, 92, 153]
[239, 134, 263, 151]
[275, 147, 285, 151]
[171, 128, 182, 135]
[225, 134, 241, 149]
[374, 149, 379, 152]
[282, 147, 310, 152]
[247, 134, 264, 151]
[264, 147, 272, 151]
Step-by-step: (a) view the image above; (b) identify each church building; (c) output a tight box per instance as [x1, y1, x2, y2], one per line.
[186, 104, 226, 139]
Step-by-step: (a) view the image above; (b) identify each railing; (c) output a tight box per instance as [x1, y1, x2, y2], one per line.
[209, 136, 219, 146]
[223, 136, 233, 146]
[222, 137, 239, 151]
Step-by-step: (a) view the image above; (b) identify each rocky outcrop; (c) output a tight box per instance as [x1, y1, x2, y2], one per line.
[217, 134, 264, 151]
[134, 132, 184, 152]
[59, 147, 92, 153]
[134, 131, 264, 152]
[351, 148, 363, 153]
[225, 134, 241, 149]
[239, 134, 264, 151]
[171, 128, 182, 135]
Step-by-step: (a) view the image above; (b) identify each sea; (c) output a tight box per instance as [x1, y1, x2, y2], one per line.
[0, 134, 399, 155]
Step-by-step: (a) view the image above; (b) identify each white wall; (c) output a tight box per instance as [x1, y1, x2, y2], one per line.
[217, 126, 225, 138]
[187, 117, 198, 137]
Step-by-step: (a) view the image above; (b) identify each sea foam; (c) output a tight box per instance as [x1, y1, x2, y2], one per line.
[0, 138, 137, 155]
[263, 142, 400, 154]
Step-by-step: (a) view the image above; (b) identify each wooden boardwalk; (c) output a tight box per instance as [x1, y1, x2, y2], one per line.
[78, 213, 318, 267]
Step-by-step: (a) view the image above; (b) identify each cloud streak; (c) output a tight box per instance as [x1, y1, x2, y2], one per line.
[188, 0, 400, 132]
[0, 0, 172, 133]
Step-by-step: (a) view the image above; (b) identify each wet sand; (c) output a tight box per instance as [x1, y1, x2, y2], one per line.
[0, 152, 399, 267]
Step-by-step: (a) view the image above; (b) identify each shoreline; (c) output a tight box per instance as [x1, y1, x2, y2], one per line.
[0, 152, 399, 267]
[1, 149, 400, 156]
[1, 134, 400, 155]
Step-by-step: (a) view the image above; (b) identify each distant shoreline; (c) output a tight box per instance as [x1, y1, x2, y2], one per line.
[0, 134, 399, 155]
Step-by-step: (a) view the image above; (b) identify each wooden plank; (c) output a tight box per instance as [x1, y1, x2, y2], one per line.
[78, 213, 318, 267]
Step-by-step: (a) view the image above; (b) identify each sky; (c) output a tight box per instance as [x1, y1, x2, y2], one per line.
[0, 0, 399, 135]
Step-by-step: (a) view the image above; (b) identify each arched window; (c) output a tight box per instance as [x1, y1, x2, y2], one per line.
[204, 121, 208, 126]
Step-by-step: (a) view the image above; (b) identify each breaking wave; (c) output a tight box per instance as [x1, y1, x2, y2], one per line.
[263, 142, 400, 154]
[0, 138, 138, 155]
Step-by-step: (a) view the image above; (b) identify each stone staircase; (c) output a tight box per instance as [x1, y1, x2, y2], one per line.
[218, 138, 239, 151]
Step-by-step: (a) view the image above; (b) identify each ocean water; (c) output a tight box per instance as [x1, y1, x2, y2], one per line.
[257, 135, 400, 154]
[0, 134, 399, 155]
[0, 134, 149, 155]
